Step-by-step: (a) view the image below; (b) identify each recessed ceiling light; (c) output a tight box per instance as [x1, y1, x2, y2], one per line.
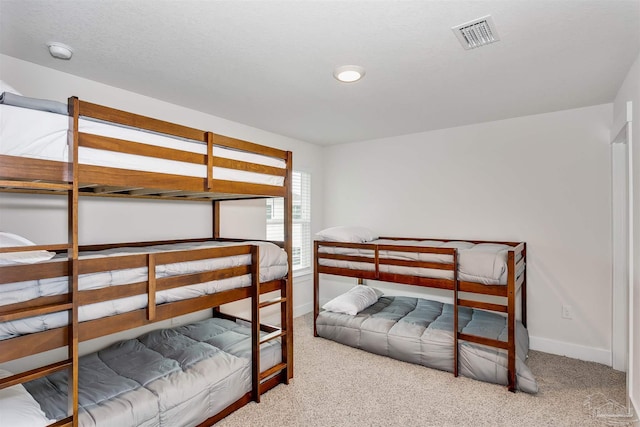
[333, 65, 365, 83]
[47, 42, 73, 60]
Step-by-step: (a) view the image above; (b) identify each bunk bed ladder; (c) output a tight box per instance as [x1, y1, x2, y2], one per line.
[251, 247, 290, 404]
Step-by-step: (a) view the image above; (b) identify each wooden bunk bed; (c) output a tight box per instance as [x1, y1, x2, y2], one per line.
[0, 96, 294, 426]
[313, 236, 531, 392]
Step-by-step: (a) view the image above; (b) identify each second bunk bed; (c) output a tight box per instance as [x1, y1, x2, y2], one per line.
[0, 91, 294, 426]
[313, 227, 537, 393]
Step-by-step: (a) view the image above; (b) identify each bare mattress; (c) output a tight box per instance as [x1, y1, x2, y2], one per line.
[23, 317, 282, 427]
[316, 296, 538, 393]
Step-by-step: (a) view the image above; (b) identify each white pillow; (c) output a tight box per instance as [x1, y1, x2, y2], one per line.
[0, 232, 56, 266]
[0, 80, 22, 95]
[0, 369, 53, 427]
[322, 285, 382, 315]
[315, 226, 378, 243]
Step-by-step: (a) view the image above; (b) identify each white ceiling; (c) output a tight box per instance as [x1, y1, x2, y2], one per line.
[1, 0, 639, 145]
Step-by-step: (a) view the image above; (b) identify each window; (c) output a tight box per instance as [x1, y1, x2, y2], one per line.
[266, 171, 311, 272]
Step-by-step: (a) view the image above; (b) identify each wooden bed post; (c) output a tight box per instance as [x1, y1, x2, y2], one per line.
[507, 250, 517, 392]
[206, 132, 213, 191]
[251, 246, 260, 403]
[212, 200, 220, 239]
[522, 243, 527, 328]
[314, 241, 319, 337]
[68, 97, 80, 426]
[453, 250, 459, 378]
[283, 151, 294, 380]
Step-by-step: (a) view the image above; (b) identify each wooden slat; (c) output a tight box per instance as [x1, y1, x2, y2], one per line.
[0, 359, 71, 390]
[78, 282, 147, 305]
[319, 253, 375, 264]
[516, 273, 525, 290]
[78, 100, 207, 142]
[0, 327, 68, 363]
[317, 241, 378, 250]
[458, 299, 507, 313]
[0, 180, 71, 191]
[0, 295, 69, 316]
[157, 265, 251, 292]
[212, 157, 286, 177]
[79, 164, 205, 192]
[0, 154, 70, 182]
[154, 245, 251, 264]
[0, 243, 68, 254]
[208, 179, 286, 197]
[79, 164, 286, 197]
[259, 362, 287, 381]
[212, 134, 287, 161]
[378, 236, 524, 247]
[79, 132, 204, 164]
[458, 333, 509, 350]
[0, 302, 72, 323]
[78, 237, 211, 252]
[78, 281, 283, 342]
[458, 280, 508, 297]
[378, 244, 456, 255]
[90, 186, 143, 194]
[0, 261, 68, 285]
[78, 254, 148, 274]
[379, 258, 455, 270]
[260, 329, 286, 344]
[258, 296, 286, 309]
[317, 266, 378, 280]
[377, 272, 455, 290]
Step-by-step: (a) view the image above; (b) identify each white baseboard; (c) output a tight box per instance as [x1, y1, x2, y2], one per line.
[529, 335, 612, 366]
[294, 301, 313, 318]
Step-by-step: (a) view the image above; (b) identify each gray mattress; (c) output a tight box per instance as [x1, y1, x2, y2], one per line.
[316, 296, 538, 393]
[24, 318, 282, 427]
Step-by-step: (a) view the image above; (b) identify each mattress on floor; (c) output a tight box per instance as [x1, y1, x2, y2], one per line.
[23, 317, 282, 427]
[0, 240, 288, 340]
[316, 296, 538, 393]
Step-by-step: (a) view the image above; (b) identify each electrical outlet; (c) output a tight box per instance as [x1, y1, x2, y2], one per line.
[561, 304, 573, 320]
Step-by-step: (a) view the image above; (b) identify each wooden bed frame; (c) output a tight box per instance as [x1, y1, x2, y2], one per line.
[0, 97, 294, 426]
[313, 237, 527, 392]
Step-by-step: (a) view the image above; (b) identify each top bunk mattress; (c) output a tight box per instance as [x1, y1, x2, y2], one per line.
[0, 99, 285, 186]
[318, 239, 524, 285]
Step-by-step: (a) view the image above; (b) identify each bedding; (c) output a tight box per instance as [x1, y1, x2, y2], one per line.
[321, 285, 383, 315]
[0, 99, 286, 186]
[0, 369, 54, 427]
[0, 231, 56, 265]
[318, 239, 524, 285]
[17, 317, 282, 427]
[317, 295, 538, 393]
[315, 226, 378, 243]
[0, 240, 288, 340]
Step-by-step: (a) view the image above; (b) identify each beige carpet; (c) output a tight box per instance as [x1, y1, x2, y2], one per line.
[217, 314, 627, 427]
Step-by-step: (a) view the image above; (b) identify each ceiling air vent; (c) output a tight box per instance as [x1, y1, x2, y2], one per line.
[452, 15, 500, 50]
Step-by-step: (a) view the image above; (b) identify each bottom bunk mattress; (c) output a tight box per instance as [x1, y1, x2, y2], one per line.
[13, 317, 282, 427]
[316, 296, 538, 393]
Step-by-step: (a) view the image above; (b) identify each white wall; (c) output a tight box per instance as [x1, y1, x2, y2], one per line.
[322, 104, 614, 364]
[0, 55, 324, 370]
[613, 50, 640, 417]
